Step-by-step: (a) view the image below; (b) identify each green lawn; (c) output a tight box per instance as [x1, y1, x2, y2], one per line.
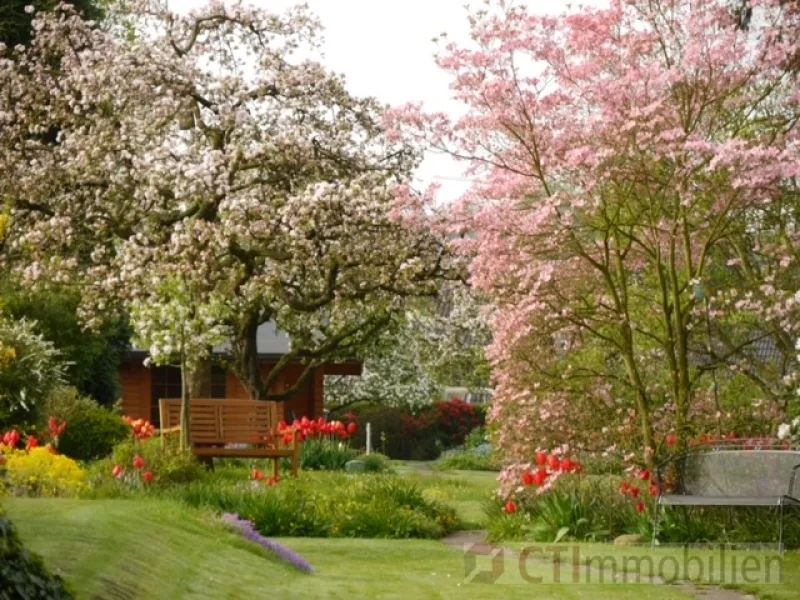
[393, 461, 498, 526]
[502, 541, 800, 600]
[5, 498, 695, 599]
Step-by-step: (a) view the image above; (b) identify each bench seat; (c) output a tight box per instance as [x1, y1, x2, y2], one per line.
[659, 494, 800, 507]
[192, 447, 297, 459]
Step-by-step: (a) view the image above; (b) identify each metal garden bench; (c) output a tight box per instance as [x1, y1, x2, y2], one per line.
[652, 443, 800, 552]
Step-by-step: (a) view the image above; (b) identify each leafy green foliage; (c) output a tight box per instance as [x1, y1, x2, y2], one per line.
[87, 437, 206, 491]
[486, 474, 800, 548]
[1, 288, 130, 406]
[0, 0, 103, 48]
[0, 313, 65, 429]
[436, 451, 498, 471]
[487, 476, 640, 543]
[0, 508, 73, 600]
[335, 400, 484, 460]
[172, 472, 460, 539]
[57, 405, 129, 461]
[357, 453, 391, 473]
[293, 438, 359, 471]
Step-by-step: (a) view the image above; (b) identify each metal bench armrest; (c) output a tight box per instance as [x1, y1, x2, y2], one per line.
[790, 464, 800, 500]
[655, 454, 683, 495]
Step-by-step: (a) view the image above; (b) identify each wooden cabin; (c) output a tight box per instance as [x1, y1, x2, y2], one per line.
[119, 322, 361, 426]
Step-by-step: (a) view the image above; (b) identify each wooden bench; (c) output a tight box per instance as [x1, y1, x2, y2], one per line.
[159, 398, 301, 477]
[652, 444, 800, 552]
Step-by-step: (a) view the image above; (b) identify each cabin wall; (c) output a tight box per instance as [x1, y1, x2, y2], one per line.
[120, 359, 324, 423]
[119, 358, 151, 420]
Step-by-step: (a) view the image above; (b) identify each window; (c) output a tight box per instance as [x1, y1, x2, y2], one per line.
[150, 365, 227, 426]
[211, 365, 227, 399]
[151, 366, 182, 427]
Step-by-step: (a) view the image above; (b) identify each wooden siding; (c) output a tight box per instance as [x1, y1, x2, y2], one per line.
[120, 358, 326, 423]
[119, 358, 151, 420]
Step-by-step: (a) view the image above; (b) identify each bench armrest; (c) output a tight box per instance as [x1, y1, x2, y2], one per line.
[160, 426, 181, 436]
[654, 454, 681, 495]
[790, 464, 800, 500]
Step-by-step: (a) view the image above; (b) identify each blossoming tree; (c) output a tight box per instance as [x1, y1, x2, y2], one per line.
[0, 1, 457, 406]
[388, 0, 800, 475]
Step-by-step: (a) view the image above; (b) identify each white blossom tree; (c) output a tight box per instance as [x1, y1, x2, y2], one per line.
[130, 275, 230, 450]
[0, 1, 458, 405]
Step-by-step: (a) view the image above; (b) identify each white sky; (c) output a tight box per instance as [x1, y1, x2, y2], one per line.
[165, 0, 580, 203]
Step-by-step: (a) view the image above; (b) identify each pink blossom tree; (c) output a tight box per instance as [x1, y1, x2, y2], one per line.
[0, 2, 457, 406]
[388, 0, 800, 476]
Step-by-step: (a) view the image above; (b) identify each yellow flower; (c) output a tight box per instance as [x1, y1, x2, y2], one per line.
[5, 448, 86, 497]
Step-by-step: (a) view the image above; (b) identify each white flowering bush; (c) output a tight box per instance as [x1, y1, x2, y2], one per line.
[0, 312, 65, 427]
[777, 417, 800, 446]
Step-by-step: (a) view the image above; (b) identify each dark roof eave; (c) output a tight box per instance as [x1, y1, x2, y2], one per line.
[123, 350, 362, 365]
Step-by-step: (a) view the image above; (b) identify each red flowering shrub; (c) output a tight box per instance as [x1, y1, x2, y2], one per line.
[401, 399, 485, 459]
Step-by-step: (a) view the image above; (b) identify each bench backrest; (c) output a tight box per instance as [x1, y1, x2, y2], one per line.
[674, 450, 800, 498]
[159, 398, 279, 445]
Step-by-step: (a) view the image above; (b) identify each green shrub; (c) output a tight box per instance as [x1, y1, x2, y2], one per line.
[57, 405, 129, 461]
[42, 387, 101, 425]
[437, 452, 498, 471]
[86, 437, 206, 492]
[435, 427, 499, 471]
[485, 474, 800, 547]
[0, 508, 74, 599]
[0, 313, 65, 430]
[172, 472, 460, 539]
[296, 438, 359, 471]
[335, 403, 413, 459]
[357, 453, 391, 473]
[486, 475, 637, 543]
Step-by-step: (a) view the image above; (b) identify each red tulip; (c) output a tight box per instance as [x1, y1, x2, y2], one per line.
[2, 430, 20, 448]
[142, 471, 154, 484]
[536, 452, 547, 466]
[639, 470, 651, 481]
[560, 458, 575, 472]
[504, 500, 517, 514]
[666, 433, 678, 448]
[133, 455, 145, 470]
[636, 502, 646, 514]
[48, 416, 66, 439]
[26, 435, 39, 450]
[522, 471, 535, 486]
[546, 455, 560, 471]
[533, 469, 548, 486]
[346, 422, 357, 435]
[649, 485, 659, 497]
[267, 476, 280, 487]
[252, 469, 265, 481]
[630, 486, 641, 498]
[112, 465, 124, 478]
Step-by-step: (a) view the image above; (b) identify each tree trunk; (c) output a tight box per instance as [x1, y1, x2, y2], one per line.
[189, 356, 213, 399]
[179, 352, 191, 452]
[235, 312, 265, 400]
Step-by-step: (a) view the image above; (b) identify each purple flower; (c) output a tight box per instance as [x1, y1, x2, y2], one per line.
[222, 513, 314, 574]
